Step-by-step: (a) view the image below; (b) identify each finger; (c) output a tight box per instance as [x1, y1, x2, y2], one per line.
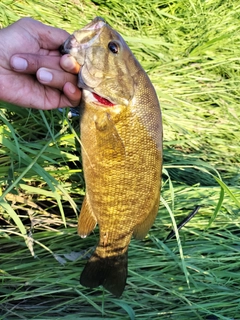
[60, 54, 81, 74]
[36, 67, 79, 90]
[63, 82, 82, 107]
[10, 53, 80, 75]
[10, 54, 61, 73]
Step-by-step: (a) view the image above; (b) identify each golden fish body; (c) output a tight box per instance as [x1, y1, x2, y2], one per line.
[61, 17, 162, 297]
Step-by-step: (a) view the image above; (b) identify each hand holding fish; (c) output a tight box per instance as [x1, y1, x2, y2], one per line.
[0, 17, 81, 109]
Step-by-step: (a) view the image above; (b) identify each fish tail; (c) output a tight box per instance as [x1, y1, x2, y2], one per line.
[80, 251, 128, 297]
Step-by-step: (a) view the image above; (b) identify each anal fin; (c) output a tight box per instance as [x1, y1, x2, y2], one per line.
[78, 196, 97, 238]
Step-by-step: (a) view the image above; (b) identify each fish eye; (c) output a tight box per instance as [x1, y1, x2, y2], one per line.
[108, 41, 119, 54]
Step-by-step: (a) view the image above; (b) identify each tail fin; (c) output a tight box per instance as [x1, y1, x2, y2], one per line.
[80, 252, 128, 297]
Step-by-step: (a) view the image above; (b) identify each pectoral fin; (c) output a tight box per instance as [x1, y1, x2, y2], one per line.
[78, 196, 97, 238]
[94, 112, 125, 157]
[133, 194, 160, 240]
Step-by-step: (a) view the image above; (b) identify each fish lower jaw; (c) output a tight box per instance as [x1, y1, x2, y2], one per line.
[83, 90, 115, 107]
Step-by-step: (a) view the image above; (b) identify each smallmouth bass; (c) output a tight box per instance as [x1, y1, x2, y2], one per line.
[60, 17, 162, 297]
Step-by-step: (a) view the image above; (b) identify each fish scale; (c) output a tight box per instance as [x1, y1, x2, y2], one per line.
[60, 16, 162, 297]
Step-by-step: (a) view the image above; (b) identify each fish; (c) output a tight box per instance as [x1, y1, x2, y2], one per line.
[60, 17, 162, 297]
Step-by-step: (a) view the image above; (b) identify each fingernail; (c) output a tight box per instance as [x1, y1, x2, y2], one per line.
[38, 69, 53, 82]
[68, 82, 76, 94]
[11, 57, 28, 70]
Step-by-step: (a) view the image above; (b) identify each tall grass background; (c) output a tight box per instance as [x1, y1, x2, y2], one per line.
[0, 0, 239, 319]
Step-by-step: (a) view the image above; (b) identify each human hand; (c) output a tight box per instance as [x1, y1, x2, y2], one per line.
[0, 18, 81, 110]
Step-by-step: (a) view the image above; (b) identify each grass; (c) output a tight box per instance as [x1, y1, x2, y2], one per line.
[0, 0, 240, 319]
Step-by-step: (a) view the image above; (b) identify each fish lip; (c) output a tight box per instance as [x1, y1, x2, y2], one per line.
[60, 16, 106, 55]
[61, 19, 106, 55]
[59, 34, 81, 55]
